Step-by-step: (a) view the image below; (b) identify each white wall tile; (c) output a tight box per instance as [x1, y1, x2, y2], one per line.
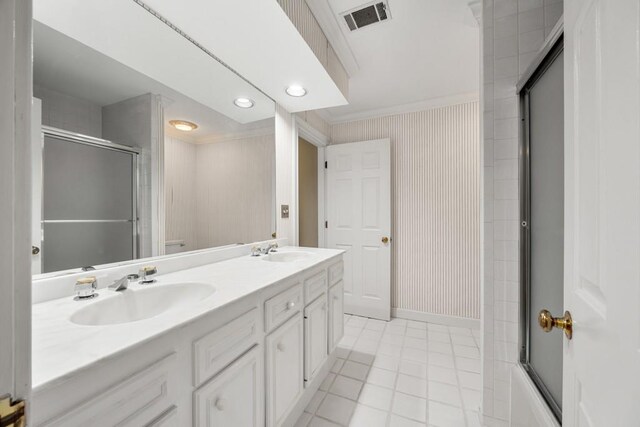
[517, 0, 542, 13]
[518, 7, 544, 33]
[494, 37, 518, 59]
[519, 29, 545, 54]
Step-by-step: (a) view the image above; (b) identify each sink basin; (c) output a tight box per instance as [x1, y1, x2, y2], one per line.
[70, 282, 215, 326]
[263, 251, 313, 263]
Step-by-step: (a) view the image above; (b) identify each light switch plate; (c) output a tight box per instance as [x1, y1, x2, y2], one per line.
[281, 205, 289, 219]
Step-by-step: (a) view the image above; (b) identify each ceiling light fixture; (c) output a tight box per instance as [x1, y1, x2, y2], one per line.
[286, 85, 307, 97]
[169, 120, 198, 132]
[234, 97, 255, 108]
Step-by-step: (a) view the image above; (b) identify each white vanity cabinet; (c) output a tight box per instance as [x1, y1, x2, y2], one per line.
[194, 346, 263, 427]
[266, 313, 304, 427]
[304, 294, 328, 383]
[32, 251, 344, 427]
[329, 281, 345, 352]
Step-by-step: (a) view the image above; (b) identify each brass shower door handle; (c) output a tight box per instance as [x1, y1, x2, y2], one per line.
[538, 309, 573, 339]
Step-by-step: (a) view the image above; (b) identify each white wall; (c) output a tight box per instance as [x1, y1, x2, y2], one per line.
[331, 101, 481, 321]
[102, 93, 164, 258]
[275, 104, 296, 243]
[481, 0, 563, 423]
[165, 132, 276, 250]
[165, 136, 199, 251]
[34, 84, 102, 137]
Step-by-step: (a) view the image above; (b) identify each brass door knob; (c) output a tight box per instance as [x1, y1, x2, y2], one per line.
[538, 309, 573, 339]
[382, 237, 389, 244]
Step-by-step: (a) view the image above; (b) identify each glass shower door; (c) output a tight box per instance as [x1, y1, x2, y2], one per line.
[520, 38, 564, 420]
[41, 132, 138, 272]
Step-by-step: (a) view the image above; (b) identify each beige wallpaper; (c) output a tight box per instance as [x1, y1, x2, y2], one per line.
[165, 133, 275, 250]
[331, 101, 480, 319]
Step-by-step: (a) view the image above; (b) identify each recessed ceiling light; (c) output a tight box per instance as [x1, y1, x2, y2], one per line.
[234, 97, 255, 108]
[169, 120, 198, 132]
[286, 85, 307, 97]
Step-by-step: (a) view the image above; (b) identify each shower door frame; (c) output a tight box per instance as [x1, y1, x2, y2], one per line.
[518, 29, 564, 422]
[39, 126, 141, 271]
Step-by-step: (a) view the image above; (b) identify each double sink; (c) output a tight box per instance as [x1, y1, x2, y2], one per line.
[69, 250, 313, 327]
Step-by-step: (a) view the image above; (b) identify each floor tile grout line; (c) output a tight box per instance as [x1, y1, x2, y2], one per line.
[450, 328, 471, 427]
[299, 315, 481, 427]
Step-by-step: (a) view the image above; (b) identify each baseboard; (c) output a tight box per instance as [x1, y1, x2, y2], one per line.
[391, 308, 481, 329]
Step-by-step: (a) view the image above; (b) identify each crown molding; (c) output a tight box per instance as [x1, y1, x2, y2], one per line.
[195, 126, 274, 145]
[306, 0, 359, 77]
[326, 92, 479, 124]
[295, 115, 329, 147]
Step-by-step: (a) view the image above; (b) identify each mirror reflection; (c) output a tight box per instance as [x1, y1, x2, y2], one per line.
[31, 6, 276, 276]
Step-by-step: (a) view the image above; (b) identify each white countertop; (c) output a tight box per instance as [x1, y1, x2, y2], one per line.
[32, 246, 342, 392]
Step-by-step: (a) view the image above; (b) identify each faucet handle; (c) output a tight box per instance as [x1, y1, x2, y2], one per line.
[75, 276, 98, 300]
[251, 246, 261, 257]
[139, 266, 157, 284]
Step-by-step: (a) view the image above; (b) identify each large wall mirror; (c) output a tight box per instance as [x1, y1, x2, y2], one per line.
[31, 1, 276, 277]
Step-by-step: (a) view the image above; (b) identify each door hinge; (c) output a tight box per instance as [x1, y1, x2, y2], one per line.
[325, 221, 328, 229]
[0, 395, 26, 427]
[324, 161, 328, 169]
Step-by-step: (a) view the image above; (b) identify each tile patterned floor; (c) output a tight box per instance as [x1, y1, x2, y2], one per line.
[294, 314, 482, 427]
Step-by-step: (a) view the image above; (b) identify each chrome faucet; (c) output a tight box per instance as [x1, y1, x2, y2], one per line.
[138, 266, 157, 284]
[74, 276, 98, 300]
[262, 242, 279, 255]
[250, 242, 278, 257]
[109, 273, 139, 292]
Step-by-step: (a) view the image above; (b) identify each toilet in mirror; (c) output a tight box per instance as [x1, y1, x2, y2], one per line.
[30, 13, 276, 277]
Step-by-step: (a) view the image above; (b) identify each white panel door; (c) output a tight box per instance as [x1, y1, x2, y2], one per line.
[563, 0, 640, 425]
[0, 0, 32, 417]
[326, 139, 391, 320]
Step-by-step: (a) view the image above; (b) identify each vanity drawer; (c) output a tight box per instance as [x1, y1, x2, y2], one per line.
[304, 270, 327, 305]
[328, 261, 344, 286]
[264, 283, 302, 332]
[193, 308, 259, 387]
[146, 406, 178, 426]
[45, 353, 176, 427]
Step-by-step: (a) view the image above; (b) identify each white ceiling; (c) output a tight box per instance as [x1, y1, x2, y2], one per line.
[142, 0, 348, 112]
[313, 0, 480, 122]
[33, 21, 272, 140]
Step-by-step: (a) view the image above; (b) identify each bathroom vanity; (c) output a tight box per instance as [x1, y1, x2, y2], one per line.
[31, 245, 344, 427]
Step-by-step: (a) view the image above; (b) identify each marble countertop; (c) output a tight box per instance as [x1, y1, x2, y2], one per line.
[32, 246, 343, 392]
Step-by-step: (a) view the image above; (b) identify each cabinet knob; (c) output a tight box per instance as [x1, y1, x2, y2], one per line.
[277, 342, 285, 352]
[286, 301, 295, 310]
[214, 398, 226, 411]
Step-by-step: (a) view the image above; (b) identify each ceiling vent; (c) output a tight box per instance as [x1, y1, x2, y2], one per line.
[342, 1, 391, 32]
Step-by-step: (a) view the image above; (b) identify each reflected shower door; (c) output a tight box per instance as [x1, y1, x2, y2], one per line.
[41, 132, 138, 272]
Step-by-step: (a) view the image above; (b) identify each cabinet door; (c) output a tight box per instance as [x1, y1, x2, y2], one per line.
[266, 314, 303, 427]
[194, 346, 263, 427]
[304, 294, 328, 383]
[329, 281, 344, 352]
